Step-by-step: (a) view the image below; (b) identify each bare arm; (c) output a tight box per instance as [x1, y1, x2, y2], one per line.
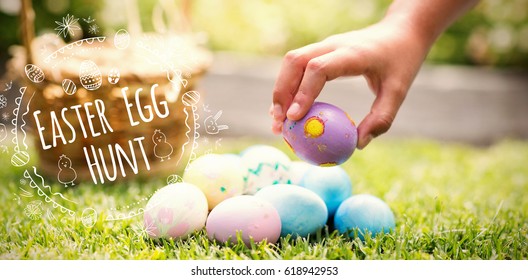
[271, 0, 480, 149]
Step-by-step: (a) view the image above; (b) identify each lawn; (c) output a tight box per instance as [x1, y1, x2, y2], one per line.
[0, 138, 527, 260]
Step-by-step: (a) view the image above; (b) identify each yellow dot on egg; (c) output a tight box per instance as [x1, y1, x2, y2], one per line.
[304, 117, 325, 138]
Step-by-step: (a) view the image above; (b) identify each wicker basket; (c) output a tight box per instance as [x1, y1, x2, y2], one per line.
[10, 0, 211, 183]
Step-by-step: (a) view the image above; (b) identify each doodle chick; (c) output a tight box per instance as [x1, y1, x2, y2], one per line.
[152, 129, 173, 162]
[58, 154, 77, 187]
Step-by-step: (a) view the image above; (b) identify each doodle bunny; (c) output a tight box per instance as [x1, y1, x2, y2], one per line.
[204, 110, 229, 135]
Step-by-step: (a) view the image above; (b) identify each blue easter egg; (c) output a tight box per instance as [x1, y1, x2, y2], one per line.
[255, 184, 328, 238]
[300, 166, 352, 216]
[334, 194, 395, 241]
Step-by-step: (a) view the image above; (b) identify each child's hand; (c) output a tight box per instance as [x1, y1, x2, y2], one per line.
[270, 0, 479, 149]
[270, 21, 427, 149]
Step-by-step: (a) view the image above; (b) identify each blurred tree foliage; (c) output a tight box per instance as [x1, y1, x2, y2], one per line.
[187, 0, 528, 68]
[1, 0, 527, 68]
[0, 0, 103, 54]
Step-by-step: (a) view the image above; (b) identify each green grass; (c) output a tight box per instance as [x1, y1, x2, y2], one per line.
[1, 138, 527, 260]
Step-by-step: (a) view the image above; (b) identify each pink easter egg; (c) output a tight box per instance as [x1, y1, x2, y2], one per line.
[206, 195, 281, 246]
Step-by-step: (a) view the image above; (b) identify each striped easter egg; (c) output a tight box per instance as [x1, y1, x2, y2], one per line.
[182, 90, 200, 106]
[11, 151, 30, 167]
[61, 79, 77, 95]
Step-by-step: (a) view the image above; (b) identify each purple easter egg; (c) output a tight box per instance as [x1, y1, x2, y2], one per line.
[282, 102, 358, 166]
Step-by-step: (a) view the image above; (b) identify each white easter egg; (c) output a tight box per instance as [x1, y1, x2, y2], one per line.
[183, 153, 245, 210]
[114, 29, 130, 50]
[206, 195, 281, 246]
[81, 208, 97, 228]
[143, 182, 208, 240]
[24, 64, 45, 83]
[0, 123, 7, 142]
[288, 161, 313, 185]
[107, 68, 120, 84]
[255, 184, 328, 238]
[240, 145, 292, 194]
[79, 60, 102, 91]
[61, 79, 77, 95]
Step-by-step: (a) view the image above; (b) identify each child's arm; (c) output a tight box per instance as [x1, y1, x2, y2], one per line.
[271, 0, 480, 149]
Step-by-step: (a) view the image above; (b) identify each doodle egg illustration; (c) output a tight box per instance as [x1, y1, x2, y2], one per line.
[11, 151, 30, 167]
[24, 64, 45, 83]
[107, 68, 120, 84]
[81, 208, 98, 228]
[0, 123, 7, 142]
[61, 79, 77, 95]
[282, 102, 358, 166]
[114, 29, 130, 49]
[181, 90, 200, 106]
[79, 60, 102, 91]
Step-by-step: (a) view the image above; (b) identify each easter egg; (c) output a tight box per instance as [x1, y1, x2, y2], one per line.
[282, 102, 358, 166]
[11, 151, 30, 167]
[79, 60, 102, 91]
[334, 194, 395, 241]
[166, 174, 183, 185]
[61, 79, 77, 95]
[24, 64, 45, 83]
[81, 208, 97, 228]
[206, 195, 281, 246]
[181, 90, 200, 106]
[143, 182, 208, 240]
[288, 161, 312, 185]
[107, 68, 120, 84]
[300, 166, 352, 216]
[0, 123, 7, 142]
[255, 184, 327, 237]
[183, 153, 245, 210]
[240, 145, 292, 194]
[114, 29, 130, 49]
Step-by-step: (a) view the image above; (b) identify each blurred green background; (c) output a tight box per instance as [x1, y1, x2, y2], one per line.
[0, 0, 527, 68]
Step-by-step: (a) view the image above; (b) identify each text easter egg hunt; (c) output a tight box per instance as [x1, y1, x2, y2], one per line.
[32, 84, 177, 185]
[9, 25, 213, 223]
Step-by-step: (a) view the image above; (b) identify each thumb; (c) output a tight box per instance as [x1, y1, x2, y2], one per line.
[356, 82, 406, 149]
